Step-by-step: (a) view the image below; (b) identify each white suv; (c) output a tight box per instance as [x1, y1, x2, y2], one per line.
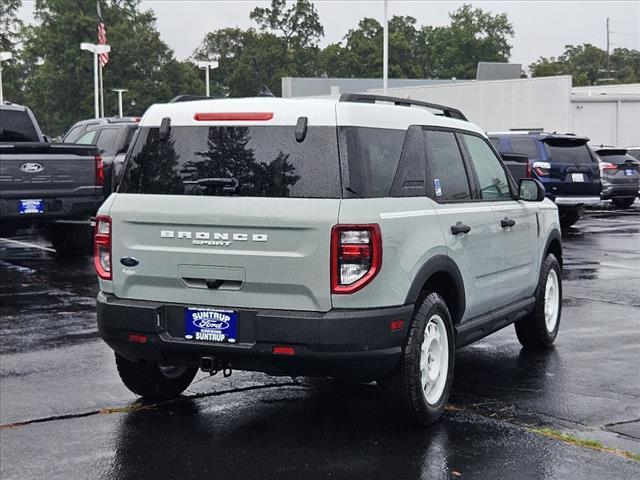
[95, 94, 563, 426]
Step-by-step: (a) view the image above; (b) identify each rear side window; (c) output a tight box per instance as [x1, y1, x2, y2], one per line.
[76, 130, 97, 145]
[0, 110, 39, 142]
[64, 125, 84, 143]
[120, 126, 341, 198]
[341, 127, 404, 197]
[423, 130, 471, 201]
[96, 128, 120, 155]
[462, 134, 512, 200]
[509, 137, 539, 159]
[544, 139, 595, 165]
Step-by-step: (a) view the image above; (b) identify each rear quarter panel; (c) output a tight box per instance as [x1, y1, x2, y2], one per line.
[333, 197, 446, 309]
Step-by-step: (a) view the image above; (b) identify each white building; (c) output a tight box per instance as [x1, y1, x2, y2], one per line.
[283, 76, 639, 148]
[367, 77, 639, 147]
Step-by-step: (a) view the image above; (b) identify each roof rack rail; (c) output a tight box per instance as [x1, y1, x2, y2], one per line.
[339, 93, 468, 121]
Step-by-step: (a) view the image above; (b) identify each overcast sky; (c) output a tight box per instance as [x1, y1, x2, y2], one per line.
[18, 1, 640, 70]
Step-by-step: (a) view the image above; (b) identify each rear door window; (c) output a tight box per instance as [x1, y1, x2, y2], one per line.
[462, 134, 512, 200]
[64, 125, 85, 143]
[0, 110, 39, 142]
[423, 129, 471, 202]
[76, 130, 97, 145]
[509, 137, 539, 159]
[120, 126, 341, 198]
[96, 127, 121, 155]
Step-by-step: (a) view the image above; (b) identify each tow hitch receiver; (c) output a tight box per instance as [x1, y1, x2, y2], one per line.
[200, 356, 232, 377]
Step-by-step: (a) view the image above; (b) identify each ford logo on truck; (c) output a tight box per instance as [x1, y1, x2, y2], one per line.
[20, 163, 44, 173]
[160, 230, 268, 247]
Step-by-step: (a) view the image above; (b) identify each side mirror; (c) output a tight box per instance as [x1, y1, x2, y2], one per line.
[518, 178, 546, 202]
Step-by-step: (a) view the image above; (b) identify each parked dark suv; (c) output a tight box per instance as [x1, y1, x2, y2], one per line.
[593, 147, 640, 209]
[489, 132, 601, 228]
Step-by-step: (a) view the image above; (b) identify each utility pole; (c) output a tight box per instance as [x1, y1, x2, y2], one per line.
[383, 0, 388, 95]
[0, 52, 13, 104]
[81, 43, 110, 119]
[196, 60, 219, 97]
[112, 88, 127, 117]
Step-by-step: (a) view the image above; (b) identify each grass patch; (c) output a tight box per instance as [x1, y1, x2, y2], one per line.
[530, 427, 639, 462]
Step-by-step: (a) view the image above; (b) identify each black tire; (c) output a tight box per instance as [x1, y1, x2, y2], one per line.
[559, 211, 580, 229]
[115, 353, 198, 401]
[515, 254, 562, 349]
[612, 198, 635, 209]
[49, 223, 92, 257]
[379, 292, 455, 427]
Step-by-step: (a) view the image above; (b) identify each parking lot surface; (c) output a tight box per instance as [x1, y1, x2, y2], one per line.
[1, 204, 639, 479]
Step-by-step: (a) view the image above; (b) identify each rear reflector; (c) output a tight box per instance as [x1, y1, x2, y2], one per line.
[389, 319, 405, 331]
[272, 345, 296, 356]
[95, 155, 104, 186]
[128, 333, 148, 344]
[194, 112, 274, 121]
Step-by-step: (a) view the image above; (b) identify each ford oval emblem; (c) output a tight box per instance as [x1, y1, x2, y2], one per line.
[120, 257, 139, 267]
[20, 163, 44, 173]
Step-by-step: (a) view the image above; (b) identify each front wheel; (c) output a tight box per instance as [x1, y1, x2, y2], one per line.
[515, 253, 562, 349]
[612, 198, 635, 209]
[115, 353, 198, 401]
[379, 292, 455, 426]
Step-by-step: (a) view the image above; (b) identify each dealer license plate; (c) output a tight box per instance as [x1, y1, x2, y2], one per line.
[571, 173, 584, 182]
[184, 307, 237, 343]
[19, 199, 44, 214]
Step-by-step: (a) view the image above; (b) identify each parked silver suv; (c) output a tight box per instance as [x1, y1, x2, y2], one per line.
[95, 94, 563, 426]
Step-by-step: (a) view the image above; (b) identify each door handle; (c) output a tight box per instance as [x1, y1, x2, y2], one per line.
[450, 222, 471, 235]
[500, 217, 516, 228]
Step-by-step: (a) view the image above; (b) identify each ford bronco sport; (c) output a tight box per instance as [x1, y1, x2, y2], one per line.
[95, 94, 563, 426]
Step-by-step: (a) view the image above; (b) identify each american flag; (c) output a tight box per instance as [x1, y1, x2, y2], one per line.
[96, 2, 109, 67]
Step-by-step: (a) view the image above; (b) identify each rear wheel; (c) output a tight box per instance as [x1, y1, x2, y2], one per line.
[379, 292, 454, 426]
[515, 254, 562, 349]
[115, 353, 198, 401]
[612, 198, 635, 209]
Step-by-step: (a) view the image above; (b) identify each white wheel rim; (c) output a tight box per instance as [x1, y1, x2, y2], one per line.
[420, 314, 449, 404]
[544, 269, 560, 332]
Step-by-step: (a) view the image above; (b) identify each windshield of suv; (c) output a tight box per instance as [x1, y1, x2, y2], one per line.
[544, 139, 595, 165]
[0, 110, 40, 142]
[119, 126, 341, 198]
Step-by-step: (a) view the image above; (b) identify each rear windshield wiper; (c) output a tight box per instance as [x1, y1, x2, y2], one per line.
[183, 177, 239, 193]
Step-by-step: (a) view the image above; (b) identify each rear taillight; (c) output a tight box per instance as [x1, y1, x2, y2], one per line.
[331, 224, 382, 294]
[599, 162, 617, 174]
[525, 161, 531, 178]
[94, 215, 112, 280]
[95, 155, 104, 186]
[532, 161, 551, 177]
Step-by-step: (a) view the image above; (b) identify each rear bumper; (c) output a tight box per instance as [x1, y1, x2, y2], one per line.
[600, 184, 639, 200]
[0, 194, 103, 225]
[552, 195, 602, 206]
[97, 292, 413, 380]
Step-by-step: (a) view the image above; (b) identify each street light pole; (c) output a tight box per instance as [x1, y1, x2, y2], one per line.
[196, 60, 219, 97]
[0, 51, 14, 104]
[112, 89, 128, 117]
[81, 43, 110, 118]
[383, 0, 388, 95]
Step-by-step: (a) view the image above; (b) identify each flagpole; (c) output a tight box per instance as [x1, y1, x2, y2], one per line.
[99, 64, 104, 118]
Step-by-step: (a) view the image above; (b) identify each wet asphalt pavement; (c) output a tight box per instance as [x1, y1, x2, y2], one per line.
[1, 204, 639, 479]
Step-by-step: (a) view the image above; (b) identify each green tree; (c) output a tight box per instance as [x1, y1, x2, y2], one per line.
[1, 0, 25, 103]
[20, 0, 203, 135]
[193, 0, 324, 97]
[530, 44, 640, 85]
[322, 5, 513, 79]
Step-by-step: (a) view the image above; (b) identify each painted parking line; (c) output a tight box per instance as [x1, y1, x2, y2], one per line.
[0, 238, 56, 253]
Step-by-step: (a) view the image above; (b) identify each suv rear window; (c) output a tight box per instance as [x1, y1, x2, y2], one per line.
[119, 126, 341, 198]
[544, 139, 595, 165]
[596, 153, 633, 164]
[0, 110, 39, 142]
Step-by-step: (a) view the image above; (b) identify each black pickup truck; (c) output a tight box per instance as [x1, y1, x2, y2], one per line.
[0, 103, 104, 255]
